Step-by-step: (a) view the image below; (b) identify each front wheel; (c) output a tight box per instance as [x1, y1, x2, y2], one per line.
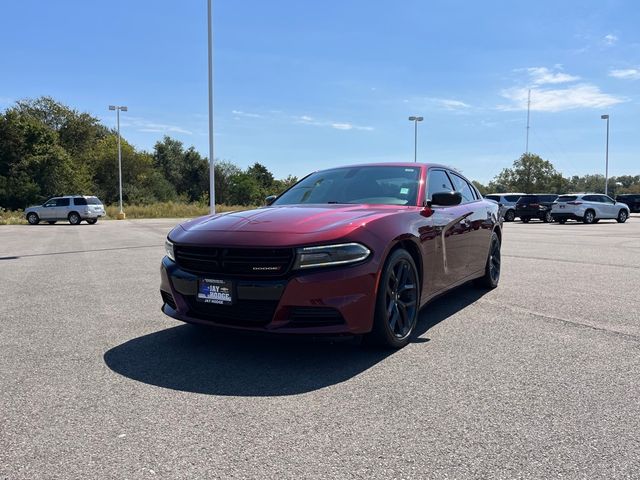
[504, 210, 516, 222]
[521, 217, 530, 223]
[27, 213, 40, 225]
[617, 210, 628, 223]
[543, 211, 553, 223]
[474, 232, 501, 289]
[367, 249, 420, 349]
[558, 218, 567, 224]
[86, 218, 98, 225]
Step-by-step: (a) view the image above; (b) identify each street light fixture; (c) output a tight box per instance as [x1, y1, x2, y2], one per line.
[408, 116, 423, 163]
[109, 105, 128, 220]
[601, 114, 610, 196]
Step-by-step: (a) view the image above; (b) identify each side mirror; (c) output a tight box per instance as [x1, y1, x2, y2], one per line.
[431, 191, 462, 206]
[265, 195, 277, 206]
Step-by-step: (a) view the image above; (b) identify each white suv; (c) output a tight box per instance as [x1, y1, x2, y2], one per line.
[25, 196, 106, 225]
[551, 194, 630, 224]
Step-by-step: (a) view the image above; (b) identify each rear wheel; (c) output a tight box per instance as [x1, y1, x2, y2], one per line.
[474, 232, 501, 289]
[86, 218, 98, 225]
[617, 210, 628, 223]
[504, 210, 515, 222]
[583, 210, 596, 224]
[68, 212, 81, 225]
[521, 217, 530, 223]
[27, 213, 39, 225]
[367, 249, 420, 349]
[543, 211, 553, 223]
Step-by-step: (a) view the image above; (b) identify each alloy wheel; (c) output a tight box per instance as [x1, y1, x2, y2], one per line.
[384, 259, 418, 338]
[489, 238, 501, 284]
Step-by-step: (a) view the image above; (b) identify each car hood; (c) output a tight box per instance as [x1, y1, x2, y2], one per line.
[178, 205, 406, 235]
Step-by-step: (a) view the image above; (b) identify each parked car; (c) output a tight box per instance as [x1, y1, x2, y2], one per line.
[551, 194, 630, 224]
[25, 196, 106, 225]
[616, 194, 640, 213]
[515, 194, 558, 223]
[160, 163, 503, 349]
[484, 193, 524, 222]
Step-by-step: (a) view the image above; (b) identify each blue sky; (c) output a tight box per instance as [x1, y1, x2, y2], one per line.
[1, 0, 638, 183]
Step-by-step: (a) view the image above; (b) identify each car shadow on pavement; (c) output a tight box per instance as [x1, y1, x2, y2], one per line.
[103, 284, 486, 397]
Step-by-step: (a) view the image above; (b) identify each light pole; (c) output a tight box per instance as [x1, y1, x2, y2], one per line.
[109, 105, 128, 219]
[207, 0, 216, 214]
[408, 116, 423, 163]
[601, 114, 610, 196]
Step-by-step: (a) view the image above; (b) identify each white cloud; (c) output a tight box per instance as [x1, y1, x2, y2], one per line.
[526, 67, 580, 85]
[499, 84, 625, 112]
[294, 115, 373, 131]
[609, 68, 640, 80]
[603, 34, 618, 46]
[121, 116, 192, 135]
[231, 109, 262, 118]
[438, 99, 471, 110]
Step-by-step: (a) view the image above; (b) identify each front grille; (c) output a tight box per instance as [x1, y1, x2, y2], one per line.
[174, 245, 294, 277]
[186, 298, 278, 327]
[288, 307, 345, 327]
[161, 291, 177, 310]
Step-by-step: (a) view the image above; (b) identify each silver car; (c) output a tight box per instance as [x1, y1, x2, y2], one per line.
[25, 196, 106, 225]
[551, 193, 630, 224]
[484, 193, 524, 222]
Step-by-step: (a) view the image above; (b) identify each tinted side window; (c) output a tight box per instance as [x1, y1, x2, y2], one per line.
[600, 195, 614, 204]
[582, 195, 599, 202]
[74, 197, 88, 206]
[449, 172, 476, 203]
[504, 195, 522, 202]
[426, 169, 454, 199]
[56, 198, 70, 207]
[44, 198, 58, 207]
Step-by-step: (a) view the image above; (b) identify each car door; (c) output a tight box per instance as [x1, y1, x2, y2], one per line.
[599, 195, 617, 218]
[448, 171, 489, 274]
[55, 197, 71, 219]
[39, 198, 58, 220]
[419, 168, 464, 296]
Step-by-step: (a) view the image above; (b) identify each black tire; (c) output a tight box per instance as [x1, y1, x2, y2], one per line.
[27, 212, 40, 225]
[86, 218, 98, 225]
[504, 209, 516, 222]
[558, 219, 567, 224]
[68, 212, 81, 225]
[521, 217, 530, 223]
[617, 210, 628, 223]
[583, 209, 596, 224]
[366, 248, 420, 349]
[474, 232, 501, 289]
[47, 221, 56, 225]
[543, 211, 553, 223]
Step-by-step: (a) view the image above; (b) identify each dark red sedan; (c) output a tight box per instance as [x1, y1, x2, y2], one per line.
[160, 163, 502, 348]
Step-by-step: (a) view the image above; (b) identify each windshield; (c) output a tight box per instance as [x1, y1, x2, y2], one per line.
[273, 166, 421, 206]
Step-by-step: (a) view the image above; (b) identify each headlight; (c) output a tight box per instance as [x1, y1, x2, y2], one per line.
[165, 239, 175, 261]
[293, 243, 371, 269]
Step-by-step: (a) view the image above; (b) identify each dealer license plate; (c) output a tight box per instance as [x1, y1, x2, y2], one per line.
[197, 278, 233, 305]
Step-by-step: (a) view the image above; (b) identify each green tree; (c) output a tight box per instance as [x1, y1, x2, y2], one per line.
[490, 153, 562, 193]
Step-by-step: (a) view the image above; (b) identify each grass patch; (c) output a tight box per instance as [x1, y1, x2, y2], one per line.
[0, 203, 256, 225]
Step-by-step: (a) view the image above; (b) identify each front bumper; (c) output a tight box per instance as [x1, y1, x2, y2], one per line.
[160, 256, 378, 335]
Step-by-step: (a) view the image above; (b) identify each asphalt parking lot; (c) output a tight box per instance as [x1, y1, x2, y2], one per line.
[1, 215, 639, 479]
